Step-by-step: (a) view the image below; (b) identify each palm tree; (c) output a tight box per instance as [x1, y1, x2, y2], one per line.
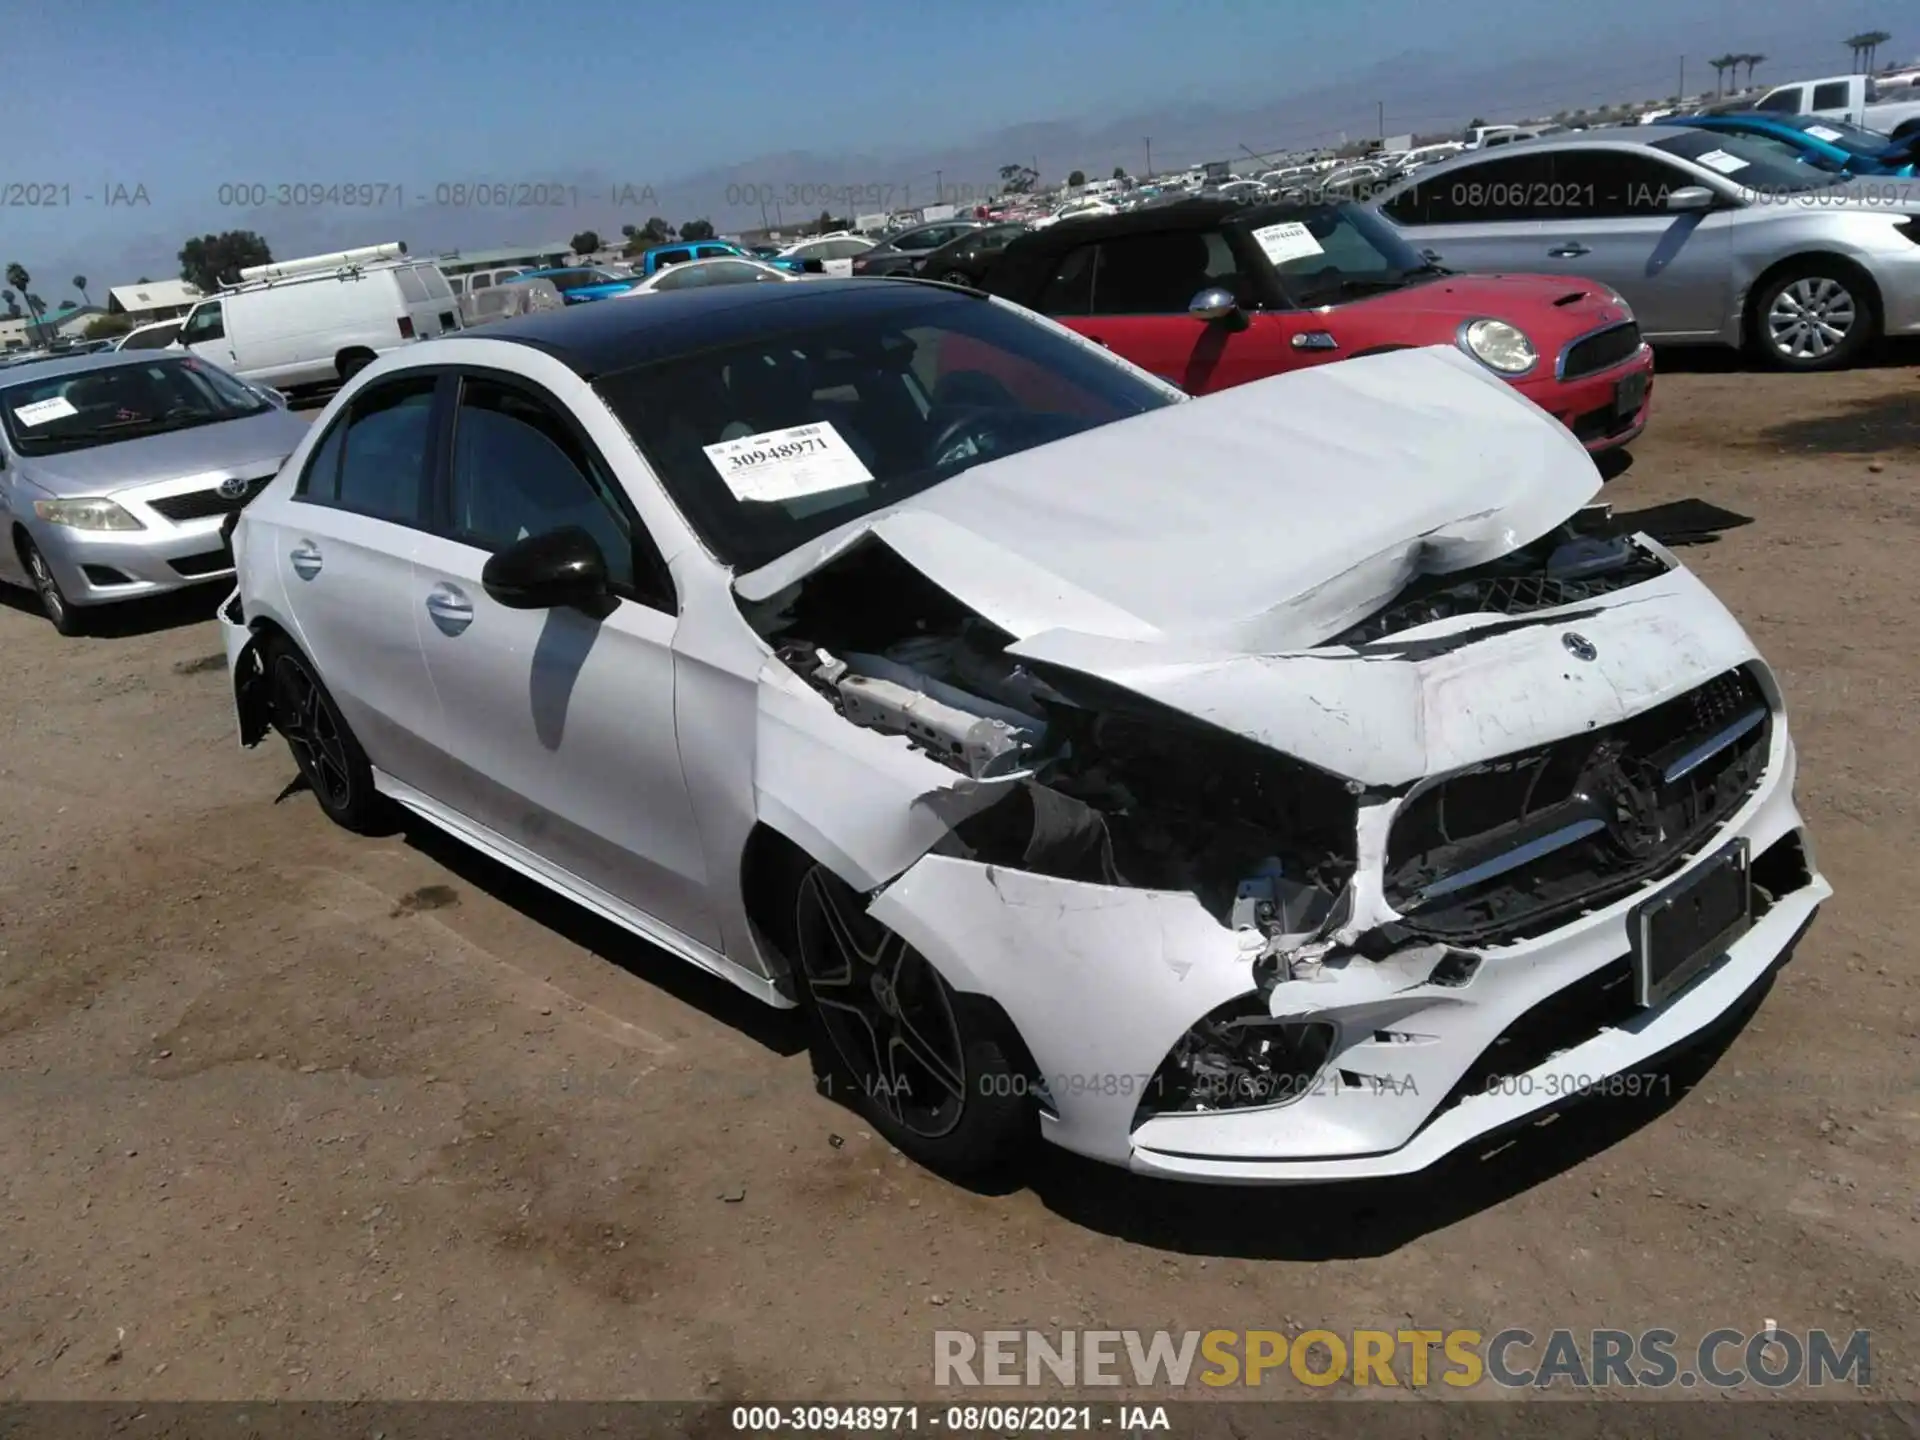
[72, 274, 89, 306]
[4, 262, 44, 341]
[1743, 53, 1766, 88]
[1709, 53, 1739, 95]
[1845, 31, 1892, 73]
[0, 288, 16, 318]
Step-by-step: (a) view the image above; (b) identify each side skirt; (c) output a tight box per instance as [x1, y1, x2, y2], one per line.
[371, 768, 795, 1011]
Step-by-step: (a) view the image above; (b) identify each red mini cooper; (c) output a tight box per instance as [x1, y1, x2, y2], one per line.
[981, 198, 1653, 453]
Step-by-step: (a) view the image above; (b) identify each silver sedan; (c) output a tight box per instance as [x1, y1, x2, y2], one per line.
[1372, 126, 1920, 369]
[0, 351, 311, 633]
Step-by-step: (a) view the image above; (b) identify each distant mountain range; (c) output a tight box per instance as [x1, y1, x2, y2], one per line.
[80, 19, 1902, 281]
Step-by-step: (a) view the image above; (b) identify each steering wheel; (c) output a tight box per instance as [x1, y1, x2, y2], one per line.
[927, 408, 997, 468]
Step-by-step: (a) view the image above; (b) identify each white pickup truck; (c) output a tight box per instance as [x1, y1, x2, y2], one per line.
[1737, 73, 1920, 139]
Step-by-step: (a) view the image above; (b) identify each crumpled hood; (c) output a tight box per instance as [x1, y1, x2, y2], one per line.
[17, 407, 309, 497]
[737, 345, 1601, 653]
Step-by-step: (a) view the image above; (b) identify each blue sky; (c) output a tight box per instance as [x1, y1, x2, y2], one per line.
[6, 0, 1908, 298]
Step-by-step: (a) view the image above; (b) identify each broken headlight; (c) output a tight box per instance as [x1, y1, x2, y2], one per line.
[1136, 995, 1336, 1120]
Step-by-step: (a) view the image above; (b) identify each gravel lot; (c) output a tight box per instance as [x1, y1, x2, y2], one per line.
[1, 354, 1915, 1402]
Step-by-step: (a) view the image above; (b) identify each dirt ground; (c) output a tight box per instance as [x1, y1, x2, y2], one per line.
[1, 351, 1915, 1405]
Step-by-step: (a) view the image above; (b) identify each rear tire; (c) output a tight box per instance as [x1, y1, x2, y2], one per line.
[262, 634, 387, 833]
[19, 536, 84, 636]
[1747, 260, 1878, 371]
[787, 862, 1035, 1181]
[939, 269, 973, 286]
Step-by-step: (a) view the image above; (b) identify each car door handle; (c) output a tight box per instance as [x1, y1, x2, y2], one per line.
[289, 542, 322, 580]
[424, 583, 474, 636]
[1548, 243, 1592, 258]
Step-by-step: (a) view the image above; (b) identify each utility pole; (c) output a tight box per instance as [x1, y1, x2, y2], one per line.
[1377, 99, 1385, 139]
[935, 169, 943, 204]
[1143, 136, 1152, 177]
[1677, 55, 1686, 102]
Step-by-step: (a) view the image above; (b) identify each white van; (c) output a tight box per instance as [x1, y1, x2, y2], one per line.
[173, 242, 460, 393]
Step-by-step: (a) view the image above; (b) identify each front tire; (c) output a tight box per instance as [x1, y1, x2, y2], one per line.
[263, 634, 386, 833]
[789, 863, 1034, 1179]
[19, 536, 84, 636]
[1749, 262, 1877, 371]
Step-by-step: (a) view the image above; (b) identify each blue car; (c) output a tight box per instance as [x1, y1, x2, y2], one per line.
[633, 239, 807, 277]
[506, 267, 641, 304]
[1673, 113, 1917, 176]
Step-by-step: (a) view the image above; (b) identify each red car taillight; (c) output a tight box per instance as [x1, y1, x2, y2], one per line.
[398, 316, 415, 339]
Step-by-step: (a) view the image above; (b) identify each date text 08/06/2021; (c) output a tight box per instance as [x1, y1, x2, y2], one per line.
[729, 1404, 1169, 1433]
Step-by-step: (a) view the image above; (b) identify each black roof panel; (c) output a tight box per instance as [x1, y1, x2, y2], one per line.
[476, 279, 985, 377]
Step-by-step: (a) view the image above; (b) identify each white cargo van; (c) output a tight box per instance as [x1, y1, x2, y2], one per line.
[173, 242, 460, 393]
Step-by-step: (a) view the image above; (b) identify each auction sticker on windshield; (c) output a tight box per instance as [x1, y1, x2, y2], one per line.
[703, 421, 873, 502]
[1694, 149, 1750, 175]
[1251, 221, 1325, 266]
[1804, 125, 1845, 142]
[13, 396, 78, 427]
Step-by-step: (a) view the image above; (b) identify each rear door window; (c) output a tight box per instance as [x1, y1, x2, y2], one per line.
[1811, 81, 1853, 111]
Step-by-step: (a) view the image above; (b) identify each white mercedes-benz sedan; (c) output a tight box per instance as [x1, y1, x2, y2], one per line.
[220, 279, 1829, 1184]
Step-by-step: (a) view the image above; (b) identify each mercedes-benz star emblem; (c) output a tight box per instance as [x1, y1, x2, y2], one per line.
[1563, 632, 1598, 662]
[217, 476, 251, 501]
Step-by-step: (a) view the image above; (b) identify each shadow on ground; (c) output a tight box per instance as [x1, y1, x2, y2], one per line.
[393, 811, 808, 1059]
[1654, 336, 1920, 375]
[0, 578, 228, 638]
[1755, 388, 1920, 454]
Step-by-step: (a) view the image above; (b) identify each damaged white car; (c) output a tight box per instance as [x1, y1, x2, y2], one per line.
[220, 280, 1830, 1183]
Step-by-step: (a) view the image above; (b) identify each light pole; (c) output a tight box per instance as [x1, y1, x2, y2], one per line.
[935, 169, 943, 205]
[1143, 136, 1152, 178]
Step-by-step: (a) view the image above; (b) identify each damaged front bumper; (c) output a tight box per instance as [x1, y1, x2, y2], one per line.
[869, 701, 1828, 1185]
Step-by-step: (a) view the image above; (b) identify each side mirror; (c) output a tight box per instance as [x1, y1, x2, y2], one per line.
[1665, 185, 1717, 212]
[1189, 287, 1240, 322]
[481, 525, 612, 611]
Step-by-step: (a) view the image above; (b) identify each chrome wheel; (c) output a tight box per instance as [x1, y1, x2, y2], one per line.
[1766, 276, 1856, 361]
[794, 867, 968, 1139]
[271, 653, 353, 811]
[24, 545, 65, 627]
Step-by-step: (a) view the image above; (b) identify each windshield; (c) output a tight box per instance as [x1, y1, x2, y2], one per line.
[548, 269, 619, 292]
[594, 292, 1178, 570]
[1, 356, 272, 456]
[1652, 129, 1850, 192]
[1255, 204, 1433, 305]
[1778, 114, 1899, 157]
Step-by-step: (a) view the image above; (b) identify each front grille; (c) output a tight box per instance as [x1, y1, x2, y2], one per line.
[1560, 321, 1642, 380]
[169, 547, 235, 578]
[1334, 547, 1668, 646]
[1420, 828, 1816, 1132]
[1383, 667, 1772, 943]
[148, 475, 273, 522]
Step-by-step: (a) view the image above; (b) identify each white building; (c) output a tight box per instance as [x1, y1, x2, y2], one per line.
[106, 279, 205, 324]
[0, 304, 106, 352]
